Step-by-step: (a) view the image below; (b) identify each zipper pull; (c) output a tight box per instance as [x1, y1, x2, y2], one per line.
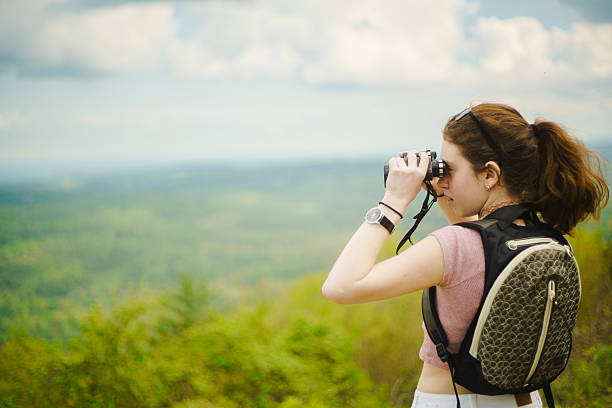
[548, 280, 556, 301]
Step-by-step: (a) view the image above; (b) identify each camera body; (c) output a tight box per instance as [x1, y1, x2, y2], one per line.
[383, 150, 447, 186]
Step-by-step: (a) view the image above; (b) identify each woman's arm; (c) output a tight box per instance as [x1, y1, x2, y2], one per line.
[322, 231, 444, 304]
[322, 151, 445, 304]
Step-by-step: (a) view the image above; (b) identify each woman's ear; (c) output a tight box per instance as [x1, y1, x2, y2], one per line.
[483, 161, 501, 187]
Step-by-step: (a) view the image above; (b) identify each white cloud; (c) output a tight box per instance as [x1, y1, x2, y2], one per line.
[474, 17, 612, 83]
[170, 0, 467, 85]
[40, 3, 175, 73]
[0, 1, 175, 75]
[303, 0, 466, 85]
[477, 17, 554, 75]
[167, 1, 310, 79]
[562, 23, 612, 78]
[167, 40, 302, 78]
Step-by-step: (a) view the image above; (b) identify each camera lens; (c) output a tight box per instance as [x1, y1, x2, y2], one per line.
[430, 159, 446, 179]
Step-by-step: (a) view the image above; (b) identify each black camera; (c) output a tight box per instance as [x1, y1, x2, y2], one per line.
[383, 150, 447, 186]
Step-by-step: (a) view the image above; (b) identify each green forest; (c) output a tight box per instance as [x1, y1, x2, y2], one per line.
[0, 159, 610, 407]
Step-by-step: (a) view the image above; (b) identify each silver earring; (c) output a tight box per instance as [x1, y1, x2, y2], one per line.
[485, 184, 491, 191]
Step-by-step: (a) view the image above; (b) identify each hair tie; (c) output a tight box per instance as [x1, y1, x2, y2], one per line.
[531, 123, 539, 138]
[379, 201, 403, 219]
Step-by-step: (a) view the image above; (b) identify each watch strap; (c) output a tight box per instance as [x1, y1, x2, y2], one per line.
[378, 214, 395, 234]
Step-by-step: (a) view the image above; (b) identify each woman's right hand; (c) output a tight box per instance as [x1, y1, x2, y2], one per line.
[381, 150, 430, 215]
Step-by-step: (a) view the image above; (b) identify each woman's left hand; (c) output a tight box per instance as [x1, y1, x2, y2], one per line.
[381, 150, 430, 214]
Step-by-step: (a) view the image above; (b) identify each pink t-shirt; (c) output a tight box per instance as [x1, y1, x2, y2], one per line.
[418, 225, 485, 369]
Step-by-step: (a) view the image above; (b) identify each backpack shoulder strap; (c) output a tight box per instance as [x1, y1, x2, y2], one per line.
[422, 287, 463, 407]
[484, 204, 531, 226]
[457, 204, 531, 231]
[456, 218, 498, 231]
[543, 383, 555, 408]
[421, 287, 450, 362]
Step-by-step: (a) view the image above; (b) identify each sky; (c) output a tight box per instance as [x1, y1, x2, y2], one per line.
[1, 0, 611, 175]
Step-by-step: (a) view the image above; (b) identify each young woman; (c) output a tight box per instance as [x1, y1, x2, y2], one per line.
[322, 103, 609, 408]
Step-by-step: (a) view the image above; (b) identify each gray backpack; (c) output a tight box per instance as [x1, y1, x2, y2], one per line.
[422, 205, 581, 408]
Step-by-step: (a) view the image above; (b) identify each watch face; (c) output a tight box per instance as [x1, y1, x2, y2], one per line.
[365, 207, 382, 222]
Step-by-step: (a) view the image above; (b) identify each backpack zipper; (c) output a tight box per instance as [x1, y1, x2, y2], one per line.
[524, 280, 556, 385]
[506, 237, 558, 250]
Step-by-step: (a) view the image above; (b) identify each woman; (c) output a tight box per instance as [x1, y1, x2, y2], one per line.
[322, 103, 608, 408]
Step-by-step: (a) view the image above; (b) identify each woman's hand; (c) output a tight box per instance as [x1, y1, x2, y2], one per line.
[381, 150, 430, 215]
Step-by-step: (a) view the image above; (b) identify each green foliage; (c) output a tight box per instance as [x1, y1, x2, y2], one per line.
[0, 330, 65, 408]
[553, 345, 612, 408]
[553, 227, 612, 407]
[0, 276, 386, 407]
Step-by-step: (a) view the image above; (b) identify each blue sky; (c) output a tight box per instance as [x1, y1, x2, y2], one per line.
[1, 0, 611, 173]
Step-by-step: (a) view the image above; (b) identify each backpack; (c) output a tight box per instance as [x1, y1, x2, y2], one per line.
[422, 204, 581, 408]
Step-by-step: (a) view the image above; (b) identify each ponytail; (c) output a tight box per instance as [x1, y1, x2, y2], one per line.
[531, 121, 608, 234]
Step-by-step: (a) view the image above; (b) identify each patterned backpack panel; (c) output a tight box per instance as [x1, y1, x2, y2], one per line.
[468, 241, 581, 390]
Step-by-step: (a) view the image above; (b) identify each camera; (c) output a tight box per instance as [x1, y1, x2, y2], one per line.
[383, 150, 447, 186]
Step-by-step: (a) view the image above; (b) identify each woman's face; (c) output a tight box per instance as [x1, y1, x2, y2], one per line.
[436, 140, 488, 217]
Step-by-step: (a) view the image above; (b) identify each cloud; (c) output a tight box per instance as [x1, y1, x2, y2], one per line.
[473, 17, 612, 83]
[0, 0, 611, 88]
[165, 0, 470, 85]
[301, 0, 467, 85]
[167, 1, 314, 79]
[0, 1, 175, 76]
[167, 40, 303, 79]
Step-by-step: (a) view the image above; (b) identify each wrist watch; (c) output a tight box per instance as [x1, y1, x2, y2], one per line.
[364, 207, 395, 234]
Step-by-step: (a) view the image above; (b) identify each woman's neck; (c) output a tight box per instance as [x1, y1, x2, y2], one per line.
[478, 200, 522, 219]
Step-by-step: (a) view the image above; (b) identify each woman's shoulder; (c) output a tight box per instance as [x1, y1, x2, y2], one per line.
[429, 225, 484, 287]
[430, 224, 481, 243]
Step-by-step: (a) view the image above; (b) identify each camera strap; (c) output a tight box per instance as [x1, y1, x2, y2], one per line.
[395, 181, 440, 254]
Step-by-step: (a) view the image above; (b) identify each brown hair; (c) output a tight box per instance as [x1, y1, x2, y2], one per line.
[443, 103, 609, 235]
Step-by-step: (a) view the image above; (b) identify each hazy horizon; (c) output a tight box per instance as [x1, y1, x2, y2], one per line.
[1, 136, 611, 185]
